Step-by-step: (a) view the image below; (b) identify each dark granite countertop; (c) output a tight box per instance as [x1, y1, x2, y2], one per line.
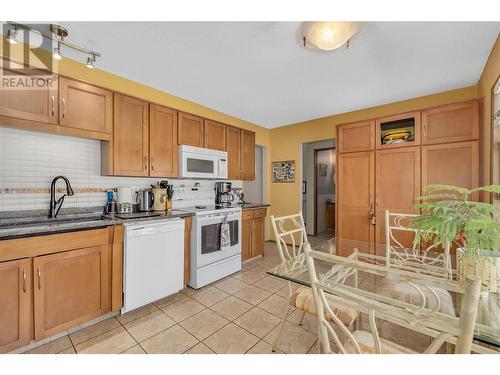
[0, 207, 193, 240]
[239, 203, 270, 210]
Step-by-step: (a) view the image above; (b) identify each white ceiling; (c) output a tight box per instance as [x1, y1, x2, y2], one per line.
[16, 22, 500, 128]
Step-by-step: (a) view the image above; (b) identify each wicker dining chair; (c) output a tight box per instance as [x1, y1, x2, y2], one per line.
[270, 212, 357, 352]
[303, 241, 489, 354]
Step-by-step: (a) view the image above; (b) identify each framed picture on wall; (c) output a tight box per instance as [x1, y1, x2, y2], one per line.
[319, 163, 328, 176]
[272, 160, 295, 183]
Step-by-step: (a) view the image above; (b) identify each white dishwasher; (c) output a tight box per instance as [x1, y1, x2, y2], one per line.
[122, 218, 185, 314]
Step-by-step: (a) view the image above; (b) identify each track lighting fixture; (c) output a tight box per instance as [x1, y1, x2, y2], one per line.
[5, 21, 101, 69]
[6, 28, 18, 44]
[53, 42, 62, 60]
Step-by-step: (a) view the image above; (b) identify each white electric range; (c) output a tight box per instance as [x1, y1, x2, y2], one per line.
[178, 205, 242, 289]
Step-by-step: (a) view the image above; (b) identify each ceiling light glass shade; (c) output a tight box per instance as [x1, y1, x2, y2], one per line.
[53, 46, 62, 60]
[300, 21, 364, 51]
[6, 29, 17, 44]
[85, 56, 94, 69]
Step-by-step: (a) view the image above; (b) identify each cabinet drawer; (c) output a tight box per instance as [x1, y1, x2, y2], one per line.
[242, 210, 254, 220]
[252, 208, 267, 219]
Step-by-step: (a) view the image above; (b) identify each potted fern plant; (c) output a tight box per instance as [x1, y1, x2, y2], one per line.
[411, 184, 500, 292]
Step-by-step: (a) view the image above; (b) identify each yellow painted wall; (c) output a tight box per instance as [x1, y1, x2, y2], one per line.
[478, 35, 500, 192]
[268, 85, 479, 238]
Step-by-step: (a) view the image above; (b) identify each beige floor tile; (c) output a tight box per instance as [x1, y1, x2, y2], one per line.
[117, 304, 159, 325]
[246, 340, 283, 354]
[191, 286, 230, 307]
[275, 284, 300, 298]
[234, 285, 272, 305]
[162, 297, 206, 322]
[58, 347, 76, 354]
[24, 336, 73, 354]
[263, 321, 317, 354]
[248, 263, 272, 275]
[234, 307, 281, 338]
[253, 276, 287, 293]
[141, 325, 198, 354]
[184, 342, 215, 354]
[153, 292, 186, 308]
[287, 309, 318, 334]
[258, 294, 292, 318]
[121, 345, 146, 354]
[180, 309, 229, 340]
[232, 270, 266, 284]
[181, 287, 199, 296]
[124, 310, 176, 342]
[203, 323, 259, 354]
[210, 296, 253, 321]
[307, 340, 320, 354]
[214, 277, 249, 294]
[75, 326, 136, 354]
[69, 317, 121, 345]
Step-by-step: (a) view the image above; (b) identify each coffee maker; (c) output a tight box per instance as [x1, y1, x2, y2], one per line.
[215, 182, 233, 207]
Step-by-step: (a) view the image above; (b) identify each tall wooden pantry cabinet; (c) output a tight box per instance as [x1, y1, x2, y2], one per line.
[335, 100, 480, 256]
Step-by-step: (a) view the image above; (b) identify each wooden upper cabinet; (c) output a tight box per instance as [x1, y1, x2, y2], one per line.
[422, 140, 480, 201]
[33, 245, 110, 340]
[376, 111, 421, 149]
[422, 101, 480, 144]
[226, 125, 242, 179]
[178, 112, 204, 147]
[241, 130, 256, 180]
[375, 147, 421, 246]
[59, 77, 112, 134]
[336, 151, 375, 248]
[337, 120, 374, 153]
[0, 258, 31, 354]
[0, 59, 58, 124]
[113, 94, 149, 176]
[204, 120, 226, 151]
[149, 104, 178, 177]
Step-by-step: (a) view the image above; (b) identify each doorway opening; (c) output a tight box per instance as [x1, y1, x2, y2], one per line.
[301, 140, 336, 237]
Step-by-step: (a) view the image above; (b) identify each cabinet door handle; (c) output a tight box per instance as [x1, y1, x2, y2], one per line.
[144, 156, 148, 171]
[51, 95, 55, 116]
[422, 122, 427, 139]
[369, 195, 375, 225]
[22, 268, 27, 293]
[151, 157, 154, 171]
[370, 127, 374, 148]
[61, 98, 66, 118]
[37, 268, 41, 290]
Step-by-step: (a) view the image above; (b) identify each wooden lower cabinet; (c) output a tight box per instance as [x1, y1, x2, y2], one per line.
[0, 258, 31, 353]
[325, 202, 335, 232]
[241, 218, 253, 261]
[241, 208, 267, 261]
[33, 245, 110, 340]
[0, 227, 117, 352]
[252, 217, 265, 258]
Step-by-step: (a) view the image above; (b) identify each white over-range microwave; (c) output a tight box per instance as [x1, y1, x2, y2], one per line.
[179, 145, 228, 179]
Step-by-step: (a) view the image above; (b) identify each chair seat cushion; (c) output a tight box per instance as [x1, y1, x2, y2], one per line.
[343, 330, 416, 354]
[290, 286, 357, 326]
[376, 277, 456, 316]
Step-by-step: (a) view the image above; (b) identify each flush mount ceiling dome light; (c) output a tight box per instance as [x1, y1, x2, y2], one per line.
[300, 21, 364, 51]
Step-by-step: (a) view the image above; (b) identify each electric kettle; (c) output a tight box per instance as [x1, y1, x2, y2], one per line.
[136, 190, 154, 212]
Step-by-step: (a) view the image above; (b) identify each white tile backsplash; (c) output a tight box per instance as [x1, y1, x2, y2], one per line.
[0, 126, 241, 212]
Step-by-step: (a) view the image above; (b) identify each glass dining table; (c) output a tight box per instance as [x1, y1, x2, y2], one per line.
[266, 237, 500, 352]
